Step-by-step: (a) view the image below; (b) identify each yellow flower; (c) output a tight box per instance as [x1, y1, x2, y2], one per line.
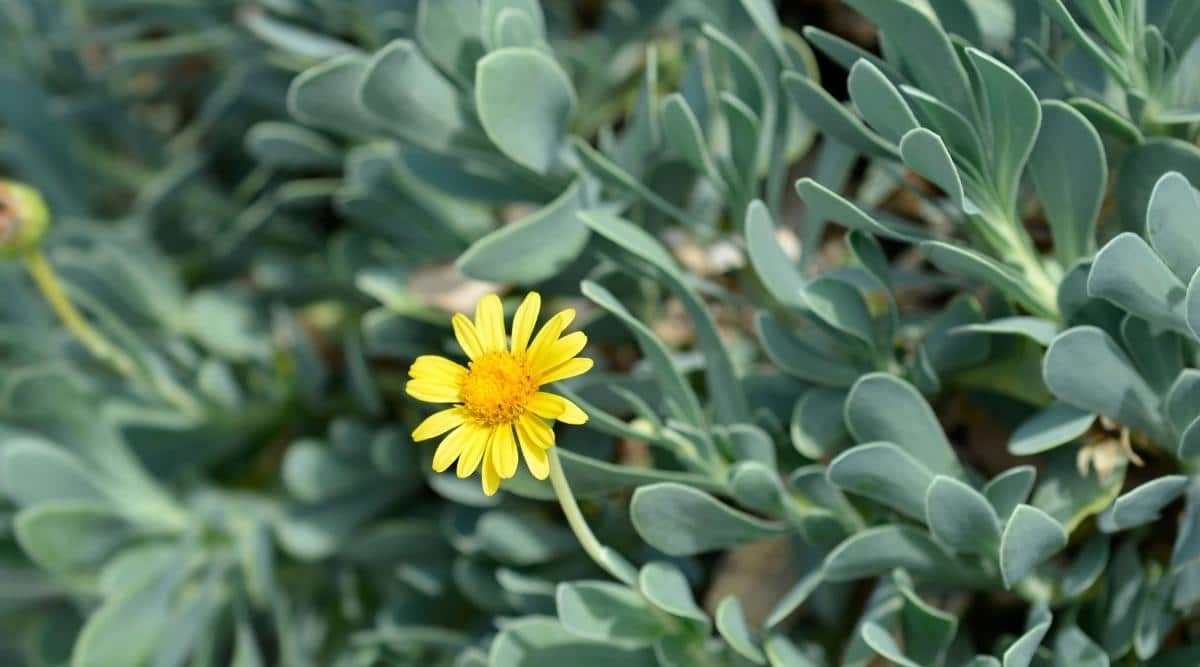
[406, 292, 592, 495]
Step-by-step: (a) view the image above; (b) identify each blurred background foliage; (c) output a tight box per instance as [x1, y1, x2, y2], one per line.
[1, 1, 1200, 666]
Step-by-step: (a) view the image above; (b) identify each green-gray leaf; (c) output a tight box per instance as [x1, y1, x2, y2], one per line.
[489, 616, 657, 667]
[1043, 326, 1167, 444]
[901, 129, 974, 214]
[716, 596, 766, 664]
[1028, 101, 1103, 266]
[824, 526, 971, 585]
[795, 178, 932, 243]
[1088, 232, 1189, 333]
[1003, 621, 1051, 667]
[965, 48, 1040, 212]
[359, 39, 482, 150]
[844, 373, 961, 478]
[781, 72, 896, 159]
[842, 0, 975, 117]
[14, 501, 131, 573]
[1008, 402, 1096, 456]
[661, 93, 716, 179]
[756, 312, 868, 387]
[999, 505, 1068, 588]
[630, 483, 783, 556]
[921, 241, 1053, 319]
[475, 48, 576, 173]
[1146, 171, 1200, 281]
[803, 276, 876, 350]
[457, 182, 588, 283]
[745, 200, 806, 309]
[925, 475, 1002, 554]
[1116, 138, 1200, 234]
[245, 122, 341, 170]
[638, 561, 709, 628]
[848, 60, 918, 145]
[828, 442, 934, 521]
[861, 622, 921, 667]
[556, 581, 666, 644]
[1098, 475, 1189, 532]
[983, 466, 1037, 521]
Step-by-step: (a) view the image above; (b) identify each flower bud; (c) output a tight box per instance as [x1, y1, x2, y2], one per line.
[0, 180, 49, 259]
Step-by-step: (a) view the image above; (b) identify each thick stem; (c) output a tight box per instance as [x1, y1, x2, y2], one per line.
[24, 249, 139, 378]
[972, 211, 1060, 319]
[547, 447, 637, 585]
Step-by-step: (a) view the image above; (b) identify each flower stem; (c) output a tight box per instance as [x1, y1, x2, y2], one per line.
[24, 248, 140, 378]
[547, 447, 637, 585]
[25, 249, 207, 416]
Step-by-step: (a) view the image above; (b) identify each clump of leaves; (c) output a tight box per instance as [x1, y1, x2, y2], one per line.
[3, 1, 1200, 666]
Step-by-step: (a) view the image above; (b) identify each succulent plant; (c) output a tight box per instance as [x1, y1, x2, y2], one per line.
[3, 1, 1200, 666]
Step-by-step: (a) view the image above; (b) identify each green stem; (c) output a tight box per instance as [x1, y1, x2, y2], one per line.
[23, 248, 205, 416]
[547, 447, 637, 585]
[24, 248, 140, 378]
[972, 210, 1061, 319]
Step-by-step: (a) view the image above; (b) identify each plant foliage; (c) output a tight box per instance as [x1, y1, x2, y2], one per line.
[2, 0, 1200, 665]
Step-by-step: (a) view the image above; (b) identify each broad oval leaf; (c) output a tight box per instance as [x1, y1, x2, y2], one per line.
[828, 442, 934, 520]
[848, 60, 918, 145]
[1043, 326, 1166, 444]
[983, 466, 1037, 521]
[1098, 475, 1189, 532]
[457, 182, 588, 283]
[1008, 402, 1096, 456]
[716, 596, 766, 664]
[844, 373, 961, 477]
[475, 47, 576, 173]
[824, 525, 973, 585]
[781, 72, 896, 159]
[965, 48, 1041, 212]
[630, 483, 783, 556]
[745, 200, 806, 308]
[489, 616, 657, 667]
[803, 276, 876, 349]
[1146, 171, 1200, 281]
[1088, 232, 1189, 333]
[1029, 101, 1103, 266]
[556, 581, 666, 644]
[638, 561, 708, 628]
[925, 475, 1001, 554]
[999, 504, 1068, 589]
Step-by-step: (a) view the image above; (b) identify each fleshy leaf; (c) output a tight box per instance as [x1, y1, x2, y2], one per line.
[999, 505, 1068, 589]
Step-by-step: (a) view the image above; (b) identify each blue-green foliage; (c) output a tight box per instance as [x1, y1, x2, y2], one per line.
[2, 0, 1200, 665]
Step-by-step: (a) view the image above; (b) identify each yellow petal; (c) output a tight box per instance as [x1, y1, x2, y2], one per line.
[474, 294, 506, 353]
[409, 355, 467, 383]
[516, 412, 556, 449]
[510, 292, 541, 355]
[527, 392, 566, 419]
[525, 309, 575, 365]
[491, 424, 518, 479]
[538, 357, 594, 385]
[528, 392, 587, 425]
[548, 394, 588, 424]
[519, 436, 549, 480]
[455, 426, 491, 478]
[406, 379, 461, 404]
[481, 456, 500, 496]
[452, 313, 485, 360]
[531, 331, 587, 375]
[413, 407, 466, 441]
[431, 424, 472, 472]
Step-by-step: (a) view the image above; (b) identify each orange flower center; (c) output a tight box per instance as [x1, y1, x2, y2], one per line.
[460, 351, 537, 426]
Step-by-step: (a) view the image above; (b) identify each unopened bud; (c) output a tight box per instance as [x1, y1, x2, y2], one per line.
[0, 180, 49, 258]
